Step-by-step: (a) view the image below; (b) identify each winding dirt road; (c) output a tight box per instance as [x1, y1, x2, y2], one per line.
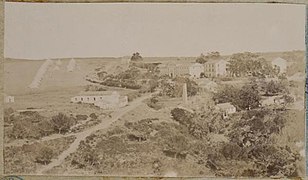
[36, 92, 155, 174]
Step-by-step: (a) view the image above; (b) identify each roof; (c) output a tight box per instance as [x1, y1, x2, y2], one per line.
[216, 103, 235, 110]
[204, 59, 226, 65]
[76, 91, 120, 96]
[190, 63, 203, 67]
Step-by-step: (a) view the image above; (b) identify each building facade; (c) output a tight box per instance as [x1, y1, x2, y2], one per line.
[71, 91, 128, 110]
[158, 63, 190, 77]
[215, 102, 236, 118]
[204, 59, 227, 77]
[4, 95, 14, 103]
[189, 63, 204, 78]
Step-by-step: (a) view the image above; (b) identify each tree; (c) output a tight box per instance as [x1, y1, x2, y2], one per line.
[51, 113, 75, 134]
[227, 52, 274, 77]
[35, 146, 53, 165]
[171, 108, 194, 126]
[196, 52, 221, 64]
[213, 85, 239, 104]
[264, 80, 282, 96]
[130, 52, 143, 61]
[235, 84, 261, 110]
[196, 53, 207, 64]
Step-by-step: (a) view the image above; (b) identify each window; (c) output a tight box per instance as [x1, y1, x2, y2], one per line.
[81, 98, 83, 101]
[94, 97, 96, 101]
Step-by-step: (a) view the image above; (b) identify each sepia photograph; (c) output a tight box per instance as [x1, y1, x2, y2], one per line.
[3, 2, 306, 178]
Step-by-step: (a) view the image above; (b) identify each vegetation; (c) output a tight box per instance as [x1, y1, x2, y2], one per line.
[196, 52, 221, 64]
[4, 110, 79, 140]
[213, 81, 261, 110]
[35, 146, 54, 165]
[146, 97, 164, 110]
[51, 113, 76, 134]
[227, 52, 276, 78]
[160, 77, 198, 98]
[4, 136, 76, 174]
[130, 52, 143, 61]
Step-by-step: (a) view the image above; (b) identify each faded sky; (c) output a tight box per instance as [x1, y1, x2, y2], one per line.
[4, 3, 306, 59]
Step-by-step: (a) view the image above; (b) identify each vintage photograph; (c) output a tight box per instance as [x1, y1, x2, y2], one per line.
[3, 3, 306, 178]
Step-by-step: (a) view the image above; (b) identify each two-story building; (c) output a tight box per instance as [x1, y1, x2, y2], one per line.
[204, 59, 228, 78]
[189, 63, 204, 78]
[158, 63, 190, 77]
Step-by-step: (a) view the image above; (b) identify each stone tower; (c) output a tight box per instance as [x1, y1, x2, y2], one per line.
[182, 83, 188, 104]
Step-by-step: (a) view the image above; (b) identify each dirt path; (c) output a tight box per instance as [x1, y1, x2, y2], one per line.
[36, 92, 155, 174]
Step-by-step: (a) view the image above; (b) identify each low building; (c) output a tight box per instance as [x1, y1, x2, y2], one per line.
[196, 79, 218, 93]
[71, 91, 128, 110]
[158, 63, 190, 77]
[189, 63, 204, 78]
[215, 102, 236, 118]
[271, 57, 287, 74]
[204, 59, 228, 78]
[4, 94, 14, 103]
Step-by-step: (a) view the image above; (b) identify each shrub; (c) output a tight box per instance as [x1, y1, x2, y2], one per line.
[51, 113, 75, 134]
[76, 114, 88, 121]
[221, 142, 242, 160]
[171, 108, 194, 126]
[89, 113, 98, 120]
[35, 146, 53, 165]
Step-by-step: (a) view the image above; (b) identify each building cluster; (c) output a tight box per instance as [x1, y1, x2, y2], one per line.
[158, 59, 228, 78]
[158, 57, 288, 78]
[71, 91, 128, 110]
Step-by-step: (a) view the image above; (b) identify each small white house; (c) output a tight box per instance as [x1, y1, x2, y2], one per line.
[271, 57, 287, 74]
[189, 63, 204, 78]
[197, 79, 218, 93]
[215, 102, 236, 118]
[4, 95, 14, 103]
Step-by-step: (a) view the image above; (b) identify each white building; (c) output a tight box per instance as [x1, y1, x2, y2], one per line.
[271, 57, 287, 74]
[204, 59, 228, 77]
[189, 63, 204, 78]
[197, 79, 218, 93]
[215, 102, 236, 118]
[71, 91, 128, 110]
[4, 94, 14, 103]
[158, 63, 190, 77]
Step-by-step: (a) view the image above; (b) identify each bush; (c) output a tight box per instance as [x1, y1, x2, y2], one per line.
[35, 146, 53, 165]
[171, 108, 194, 126]
[76, 114, 88, 121]
[221, 142, 242, 160]
[89, 113, 98, 120]
[51, 113, 76, 134]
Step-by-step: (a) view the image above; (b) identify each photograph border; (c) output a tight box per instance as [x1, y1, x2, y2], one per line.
[0, 1, 307, 180]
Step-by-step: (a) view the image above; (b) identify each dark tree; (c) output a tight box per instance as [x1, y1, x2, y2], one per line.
[51, 113, 75, 134]
[130, 52, 143, 61]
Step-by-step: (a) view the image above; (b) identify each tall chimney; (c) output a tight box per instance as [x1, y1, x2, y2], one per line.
[183, 83, 188, 104]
